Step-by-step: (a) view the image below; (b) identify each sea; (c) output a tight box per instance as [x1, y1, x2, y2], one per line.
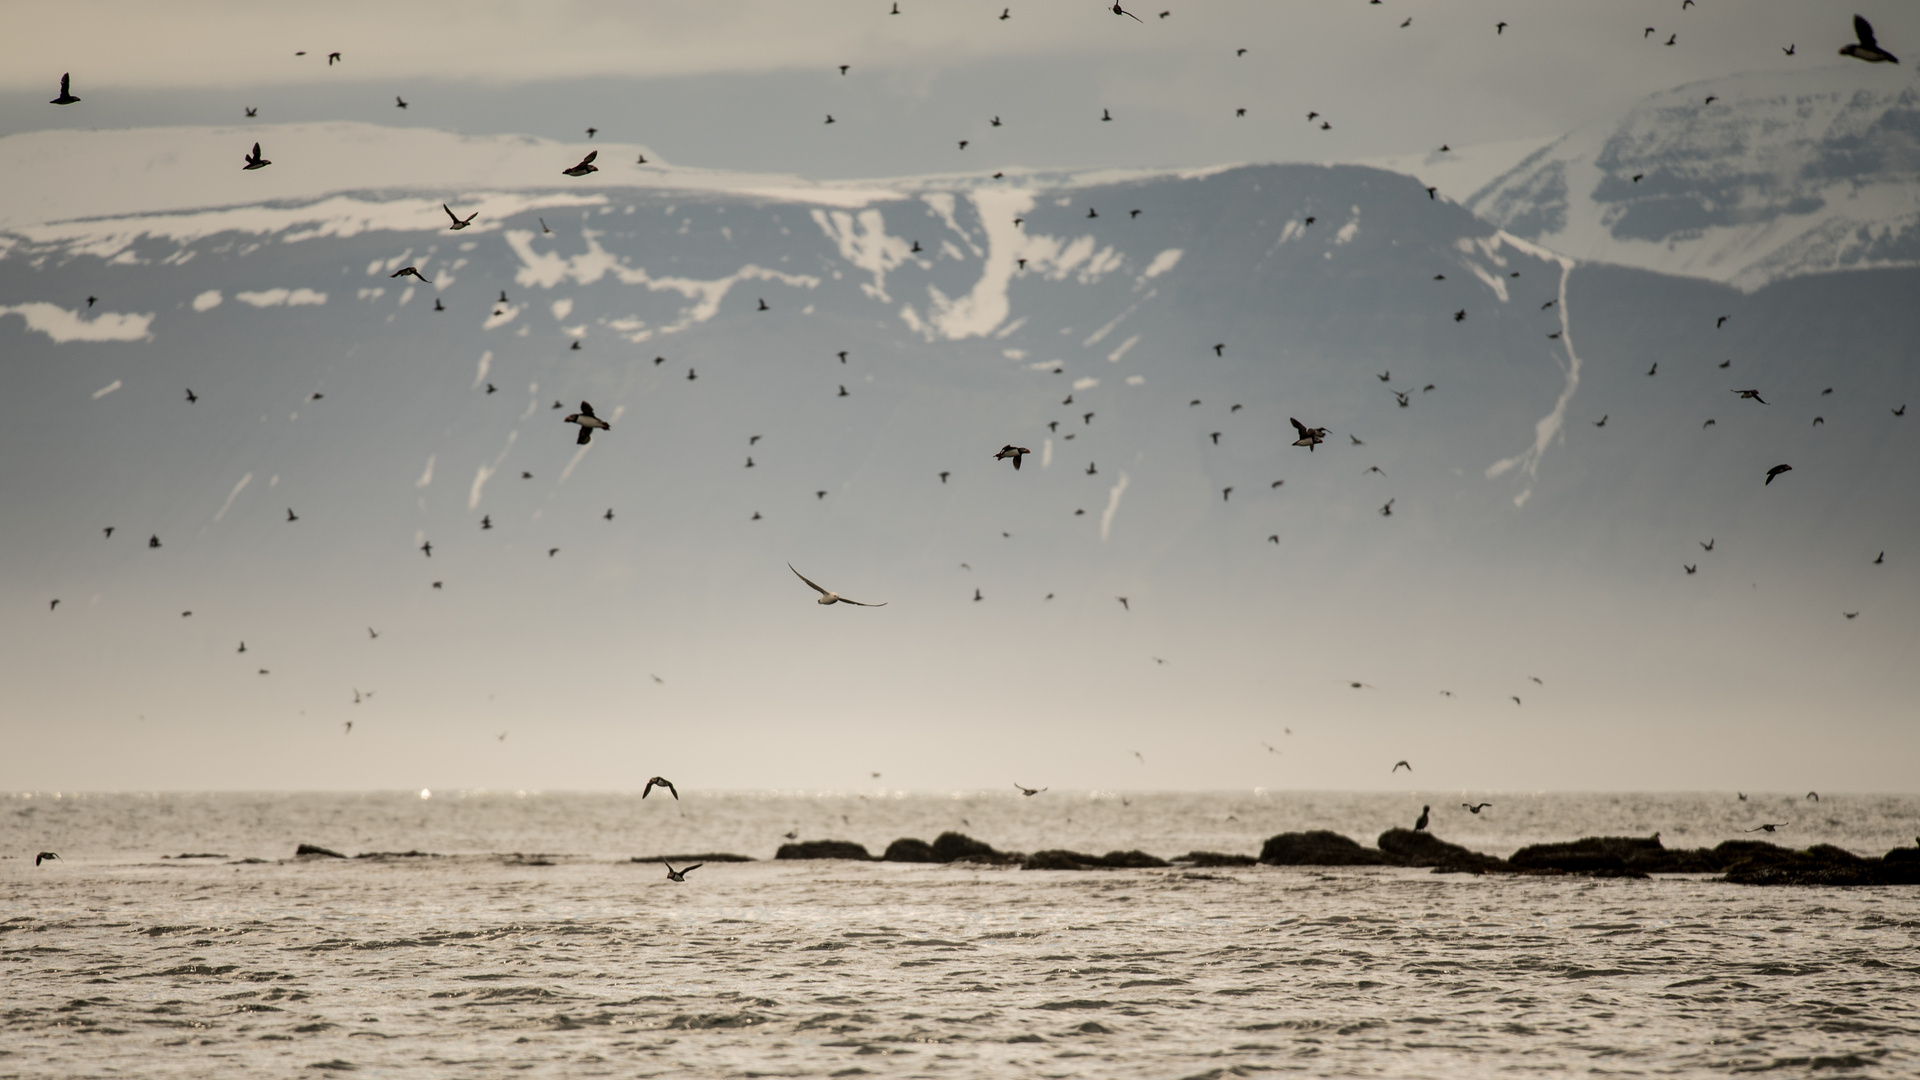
[5, 790, 1918, 1079]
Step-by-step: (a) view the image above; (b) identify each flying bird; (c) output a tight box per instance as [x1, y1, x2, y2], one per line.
[1289, 418, 1327, 450]
[1807, 792, 1820, 802]
[1784, 44, 1796, 55]
[564, 401, 610, 444]
[1110, 3, 1142, 21]
[36, 852, 59, 866]
[1380, 499, 1394, 517]
[1014, 783, 1047, 796]
[1840, 15, 1898, 63]
[395, 96, 408, 108]
[1685, 564, 1696, 574]
[443, 204, 477, 230]
[790, 564, 886, 607]
[562, 151, 599, 177]
[1497, 21, 1507, 34]
[643, 776, 679, 800]
[390, 266, 432, 283]
[286, 508, 299, 522]
[1746, 822, 1788, 833]
[50, 73, 80, 105]
[242, 142, 271, 170]
[1765, 464, 1793, 485]
[1733, 389, 1767, 404]
[1117, 597, 1129, 611]
[994, 445, 1031, 470]
[1463, 803, 1492, 814]
[328, 52, 341, 65]
[663, 861, 702, 882]
[1392, 761, 1411, 773]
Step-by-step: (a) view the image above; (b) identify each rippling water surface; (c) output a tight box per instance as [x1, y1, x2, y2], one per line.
[5, 791, 1918, 1078]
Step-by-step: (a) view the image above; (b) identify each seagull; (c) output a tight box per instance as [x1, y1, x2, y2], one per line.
[1392, 760, 1411, 773]
[1014, 783, 1047, 796]
[35, 852, 59, 866]
[242, 142, 271, 170]
[790, 564, 886, 607]
[663, 861, 702, 882]
[564, 401, 610, 444]
[1463, 803, 1492, 814]
[994, 445, 1032, 470]
[390, 267, 432, 283]
[1745, 822, 1788, 833]
[562, 151, 599, 177]
[1733, 389, 1767, 404]
[443, 204, 477, 230]
[1840, 15, 1898, 63]
[1414, 806, 1430, 831]
[50, 73, 80, 105]
[1765, 464, 1793, 485]
[1289, 418, 1327, 451]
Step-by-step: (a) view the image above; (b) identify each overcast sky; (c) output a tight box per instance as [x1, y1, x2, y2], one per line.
[5, 1, 1909, 181]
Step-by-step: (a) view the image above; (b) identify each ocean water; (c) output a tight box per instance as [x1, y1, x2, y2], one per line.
[5, 791, 1918, 1079]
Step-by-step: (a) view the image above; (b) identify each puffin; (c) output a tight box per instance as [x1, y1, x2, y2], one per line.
[563, 401, 610, 444]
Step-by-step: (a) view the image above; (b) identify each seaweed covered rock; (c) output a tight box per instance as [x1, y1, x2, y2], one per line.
[775, 840, 873, 861]
[1099, 850, 1172, 869]
[1176, 851, 1258, 867]
[1377, 829, 1507, 872]
[294, 844, 345, 858]
[1259, 830, 1396, 866]
[882, 838, 936, 862]
[931, 832, 1008, 863]
[1510, 835, 1721, 874]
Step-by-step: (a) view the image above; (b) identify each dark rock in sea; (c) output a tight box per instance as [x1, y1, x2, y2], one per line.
[632, 853, 754, 864]
[1377, 829, 1508, 872]
[163, 853, 228, 859]
[293, 844, 346, 859]
[1259, 830, 1397, 866]
[775, 840, 874, 861]
[354, 850, 437, 859]
[931, 831, 1001, 862]
[1723, 842, 1919, 886]
[1099, 849, 1171, 868]
[1021, 849, 1171, 870]
[1175, 851, 1258, 867]
[882, 838, 936, 862]
[1884, 846, 1920, 866]
[1510, 835, 1721, 874]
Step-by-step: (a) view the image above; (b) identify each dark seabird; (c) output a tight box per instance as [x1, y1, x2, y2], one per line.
[49, 599, 58, 611]
[825, 114, 836, 124]
[390, 266, 432, 283]
[51, 73, 80, 105]
[1784, 44, 1796, 55]
[604, 508, 614, 520]
[242, 142, 271, 170]
[1895, 405, 1907, 416]
[1648, 363, 1658, 376]
[1594, 415, 1608, 427]
[396, 96, 408, 108]
[1380, 499, 1394, 516]
[1733, 389, 1767, 404]
[1685, 564, 1697, 574]
[1414, 806, 1430, 831]
[1117, 597, 1129, 611]
[994, 444, 1031, 469]
[1454, 309, 1466, 322]
[1497, 21, 1507, 34]
[286, 508, 298, 522]
[420, 540, 433, 557]
[1111, 2, 1142, 20]
[838, 385, 848, 397]
[237, 641, 247, 653]
[562, 151, 599, 177]
[1102, 108, 1113, 122]
[643, 776, 679, 800]
[664, 861, 702, 882]
[1015, 783, 1047, 796]
[758, 298, 769, 311]
[1745, 822, 1788, 833]
[36, 852, 59, 866]
[149, 535, 161, 548]
[1426, 186, 1437, 199]
[433, 299, 444, 311]
[443, 204, 477, 230]
[1765, 464, 1792, 485]
[1807, 791, 1820, 802]
[564, 401, 610, 444]
[1392, 760, 1411, 773]
[1875, 551, 1884, 564]
[103, 527, 113, 538]
[1840, 15, 1898, 63]
[328, 52, 341, 64]
[790, 564, 886, 607]
[547, 548, 559, 558]
[1289, 418, 1327, 451]
[1463, 803, 1492, 814]
[185, 389, 197, 403]
[1086, 462, 1097, 475]
[1512, 696, 1522, 705]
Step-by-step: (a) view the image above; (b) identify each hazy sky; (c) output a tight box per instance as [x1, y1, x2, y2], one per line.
[4, 1, 1908, 179]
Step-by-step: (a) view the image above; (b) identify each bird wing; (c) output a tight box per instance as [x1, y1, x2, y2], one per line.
[1012, 454, 1022, 470]
[789, 563, 830, 596]
[665, 782, 678, 799]
[443, 203, 458, 223]
[840, 598, 887, 607]
[1856, 14, 1877, 47]
[683, 863, 702, 873]
[579, 401, 596, 417]
[643, 778, 658, 798]
[575, 426, 592, 445]
[1290, 417, 1311, 437]
[582, 150, 598, 165]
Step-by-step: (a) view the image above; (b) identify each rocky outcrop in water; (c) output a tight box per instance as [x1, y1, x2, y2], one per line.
[1510, 835, 1719, 874]
[293, 844, 345, 858]
[1175, 852, 1258, 867]
[775, 840, 874, 860]
[1723, 843, 1920, 886]
[1021, 849, 1171, 871]
[632, 853, 755, 864]
[881, 838, 936, 862]
[1376, 829, 1511, 873]
[1259, 830, 1399, 866]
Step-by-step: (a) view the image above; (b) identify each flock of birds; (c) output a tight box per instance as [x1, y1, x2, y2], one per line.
[26, 11, 1911, 871]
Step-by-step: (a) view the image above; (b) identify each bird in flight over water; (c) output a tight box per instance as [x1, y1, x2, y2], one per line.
[242, 142, 271, 170]
[1015, 782, 1047, 796]
[443, 204, 477, 230]
[643, 776, 678, 800]
[562, 151, 599, 177]
[790, 564, 887, 606]
[663, 861, 701, 882]
[1463, 803, 1492, 813]
[1746, 822, 1789, 833]
[36, 852, 60, 866]
[1392, 760, 1412, 773]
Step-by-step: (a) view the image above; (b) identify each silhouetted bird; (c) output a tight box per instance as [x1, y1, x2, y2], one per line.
[643, 776, 678, 800]
[1380, 499, 1394, 516]
[1733, 389, 1767, 404]
[1840, 15, 1898, 63]
[390, 266, 432, 283]
[562, 151, 599, 177]
[994, 445, 1031, 470]
[1685, 565, 1696, 574]
[1765, 464, 1792, 485]
[149, 535, 161, 548]
[1784, 44, 1796, 55]
[396, 96, 408, 108]
[1015, 783, 1047, 796]
[443, 204, 477, 230]
[50, 73, 80, 105]
[1463, 803, 1492, 814]
[245, 107, 256, 118]
[1393, 760, 1411, 773]
[790, 564, 886, 607]
[664, 861, 701, 882]
[1117, 597, 1129, 611]
[242, 142, 271, 170]
[1746, 822, 1788, 833]
[1414, 806, 1430, 831]
[1290, 418, 1327, 450]
[1806, 792, 1820, 802]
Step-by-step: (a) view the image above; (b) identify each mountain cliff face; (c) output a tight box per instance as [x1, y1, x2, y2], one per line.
[1469, 68, 1920, 292]
[1, 117, 1915, 790]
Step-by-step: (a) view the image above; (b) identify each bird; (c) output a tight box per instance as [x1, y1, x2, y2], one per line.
[1425, 186, 1437, 199]
[1463, 803, 1492, 814]
[1111, 3, 1142, 22]
[1594, 415, 1608, 428]
[1875, 552, 1884, 564]
[1840, 15, 1898, 63]
[149, 535, 161, 548]
[1665, 34, 1676, 45]
[433, 299, 444, 311]
[1392, 761, 1411, 773]
[564, 402, 610, 444]
[973, 588, 983, 602]
[242, 142, 271, 170]
[1497, 21, 1507, 34]
[35, 852, 59, 866]
[1222, 487, 1233, 501]
[1895, 405, 1907, 417]
[390, 267, 432, 283]
[562, 151, 599, 177]
[757, 298, 769, 311]
[1512, 696, 1522, 705]
[243, 106, 257, 118]
[1014, 783, 1047, 796]
[1648, 363, 1658, 376]
[1380, 499, 1395, 517]
[49, 599, 58, 611]
[643, 776, 679, 800]
[1733, 388, 1769, 404]
[368, 627, 379, 639]
[1086, 462, 1097, 475]
[1739, 793, 1748, 801]
[687, 368, 697, 380]
[1784, 44, 1796, 55]
[604, 509, 614, 521]
[663, 861, 702, 882]
[1414, 806, 1430, 831]
[547, 548, 559, 558]
[50, 73, 82, 105]
[1703, 419, 1716, 428]
[481, 515, 492, 530]
[824, 114, 836, 124]
[443, 204, 477, 230]
[1807, 792, 1820, 802]
[790, 564, 886, 607]
[1101, 109, 1113, 122]
[102, 527, 113, 538]
[1364, 466, 1385, 476]
[999, 8, 1009, 19]
[1765, 464, 1793, 485]
[1746, 823, 1788, 833]
[286, 508, 299, 522]
[1289, 418, 1327, 451]
[837, 385, 849, 397]
[1211, 432, 1222, 444]
[328, 52, 341, 65]
[420, 540, 433, 557]
[237, 641, 247, 653]
[1685, 564, 1697, 574]
[1400, 17, 1411, 27]
[1393, 390, 1411, 408]
[1454, 309, 1466, 322]
[395, 96, 408, 109]
[1717, 316, 1729, 328]
[1633, 174, 1644, 183]
[1813, 417, 1825, 427]
[1267, 535, 1280, 544]
[185, 389, 197, 403]
[1645, 27, 1656, 38]
[994, 445, 1032, 470]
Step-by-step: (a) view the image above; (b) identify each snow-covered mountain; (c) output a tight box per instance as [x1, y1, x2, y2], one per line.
[2, 117, 1915, 793]
[1469, 67, 1920, 291]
